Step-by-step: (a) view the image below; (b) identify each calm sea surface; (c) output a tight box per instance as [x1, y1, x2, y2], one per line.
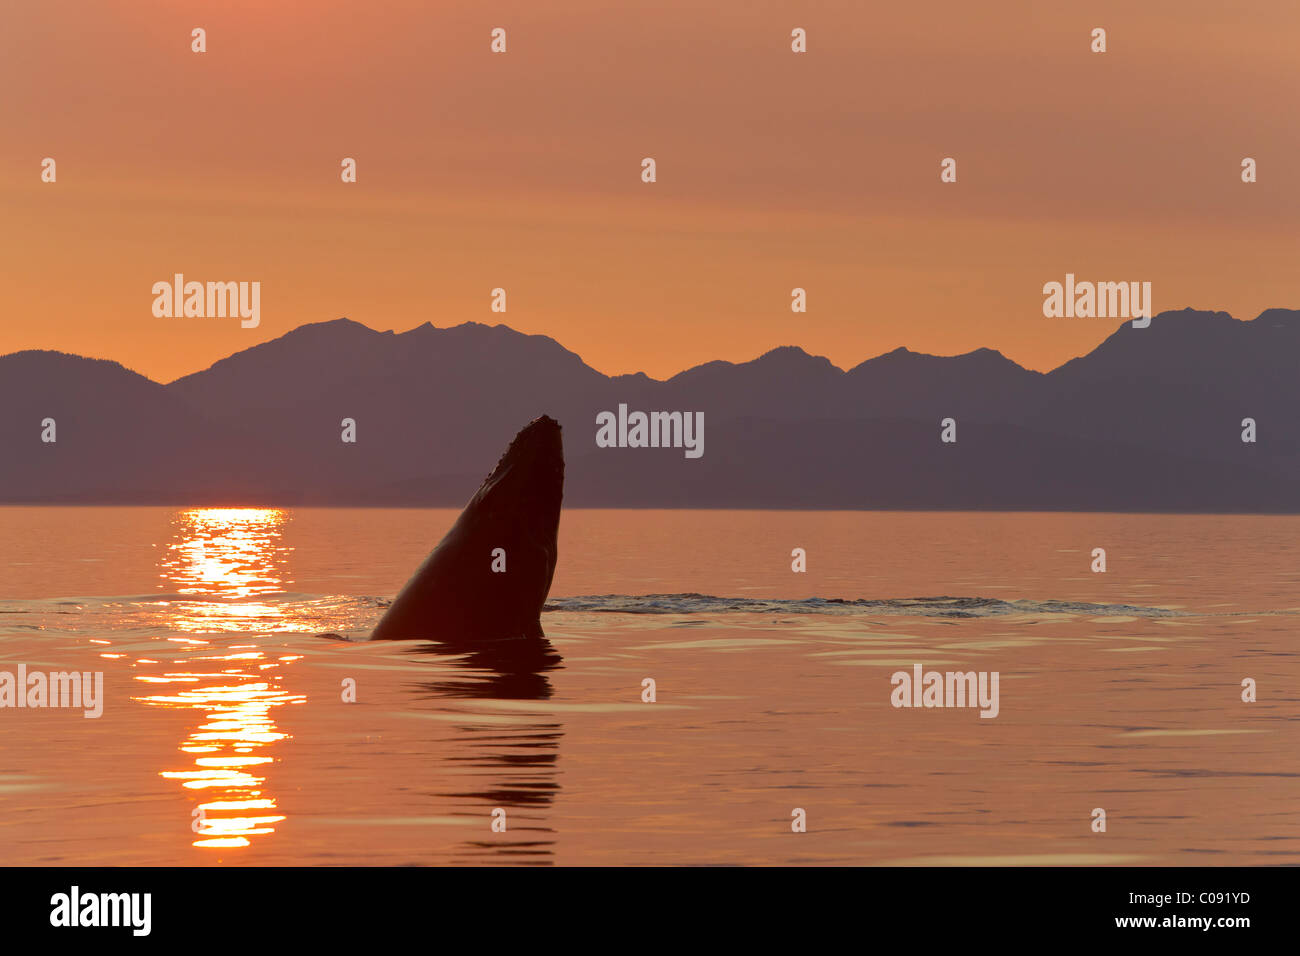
[1, 507, 1296, 865]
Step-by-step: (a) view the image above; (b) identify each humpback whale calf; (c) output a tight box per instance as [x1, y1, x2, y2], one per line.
[368, 415, 564, 643]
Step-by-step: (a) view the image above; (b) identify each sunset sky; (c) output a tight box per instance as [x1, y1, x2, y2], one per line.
[2, 0, 1297, 383]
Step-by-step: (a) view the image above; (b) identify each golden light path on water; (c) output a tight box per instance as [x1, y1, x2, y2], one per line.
[156, 507, 302, 634]
[133, 508, 308, 850]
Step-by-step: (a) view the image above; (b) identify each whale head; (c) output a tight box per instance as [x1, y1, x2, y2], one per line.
[471, 414, 564, 558]
[369, 415, 564, 643]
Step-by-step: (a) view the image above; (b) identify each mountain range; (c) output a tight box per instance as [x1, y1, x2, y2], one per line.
[2, 308, 1297, 510]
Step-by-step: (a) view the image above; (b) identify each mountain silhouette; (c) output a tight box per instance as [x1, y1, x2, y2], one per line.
[2, 308, 1297, 510]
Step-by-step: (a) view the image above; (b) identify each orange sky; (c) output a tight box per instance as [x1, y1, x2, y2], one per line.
[2, 0, 1297, 383]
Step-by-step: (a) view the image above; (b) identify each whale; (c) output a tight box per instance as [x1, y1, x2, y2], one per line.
[368, 415, 564, 643]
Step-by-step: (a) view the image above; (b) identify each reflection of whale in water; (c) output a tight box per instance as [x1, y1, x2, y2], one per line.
[414, 635, 562, 700]
[371, 415, 564, 648]
[414, 635, 563, 863]
[412, 630, 563, 863]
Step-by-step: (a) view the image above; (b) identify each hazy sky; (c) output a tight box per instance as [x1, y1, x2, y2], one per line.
[2, 0, 1297, 383]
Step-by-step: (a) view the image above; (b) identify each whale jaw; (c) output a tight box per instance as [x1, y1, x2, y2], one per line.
[369, 416, 564, 643]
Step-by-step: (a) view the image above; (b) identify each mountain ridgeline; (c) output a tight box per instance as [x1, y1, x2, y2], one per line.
[2, 309, 1298, 510]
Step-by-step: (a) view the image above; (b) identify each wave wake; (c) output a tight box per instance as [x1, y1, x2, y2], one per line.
[543, 594, 1197, 618]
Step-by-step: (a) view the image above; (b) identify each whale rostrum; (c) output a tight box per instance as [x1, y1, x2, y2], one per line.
[370, 415, 564, 642]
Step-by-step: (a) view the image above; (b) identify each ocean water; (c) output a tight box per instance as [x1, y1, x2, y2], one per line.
[0, 507, 1296, 865]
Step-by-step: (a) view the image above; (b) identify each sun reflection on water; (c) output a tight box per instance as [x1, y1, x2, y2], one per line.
[135, 508, 308, 850]
[155, 508, 313, 633]
[140, 672, 304, 848]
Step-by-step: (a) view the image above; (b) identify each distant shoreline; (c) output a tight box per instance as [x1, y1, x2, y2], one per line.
[3, 503, 1300, 516]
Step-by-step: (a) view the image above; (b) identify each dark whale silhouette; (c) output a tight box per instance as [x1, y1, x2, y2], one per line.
[369, 415, 564, 643]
